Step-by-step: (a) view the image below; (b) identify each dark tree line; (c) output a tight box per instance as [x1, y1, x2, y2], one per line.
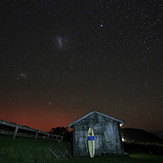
[49, 127, 73, 142]
[49, 127, 69, 136]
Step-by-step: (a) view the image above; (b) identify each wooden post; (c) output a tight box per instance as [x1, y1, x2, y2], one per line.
[47, 134, 50, 140]
[35, 131, 38, 140]
[61, 136, 63, 142]
[13, 125, 19, 139]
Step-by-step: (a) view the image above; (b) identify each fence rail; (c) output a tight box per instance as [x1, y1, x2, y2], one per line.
[0, 120, 63, 141]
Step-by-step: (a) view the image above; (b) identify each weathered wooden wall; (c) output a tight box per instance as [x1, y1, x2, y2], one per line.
[73, 113, 123, 156]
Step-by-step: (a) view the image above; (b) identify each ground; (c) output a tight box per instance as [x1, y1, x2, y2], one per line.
[0, 135, 163, 163]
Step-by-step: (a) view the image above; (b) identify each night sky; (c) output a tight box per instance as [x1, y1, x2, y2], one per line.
[0, 0, 162, 133]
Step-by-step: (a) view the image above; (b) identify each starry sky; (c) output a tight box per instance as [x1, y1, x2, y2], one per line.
[0, 0, 162, 133]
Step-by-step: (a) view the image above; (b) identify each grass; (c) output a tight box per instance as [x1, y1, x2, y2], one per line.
[61, 154, 163, 163]
[0, 135, 70, 163]
[0, 135, 163, 163]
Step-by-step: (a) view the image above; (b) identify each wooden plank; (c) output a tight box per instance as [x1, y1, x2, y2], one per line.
[0, 120, 17, 128]
[0, 129, 14, 136]
[48, 147, 60, 159]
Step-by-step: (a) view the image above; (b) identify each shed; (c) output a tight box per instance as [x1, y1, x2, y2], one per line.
[68, 111, 125, 156]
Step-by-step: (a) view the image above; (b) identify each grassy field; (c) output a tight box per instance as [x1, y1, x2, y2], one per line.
[0, 135, 163, 163]
[0, 135, 70, 163]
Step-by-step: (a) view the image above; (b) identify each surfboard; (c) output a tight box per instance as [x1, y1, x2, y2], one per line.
[87, 128, 95, 158]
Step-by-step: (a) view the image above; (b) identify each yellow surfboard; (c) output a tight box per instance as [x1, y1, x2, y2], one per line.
[87, 128, 95, 158]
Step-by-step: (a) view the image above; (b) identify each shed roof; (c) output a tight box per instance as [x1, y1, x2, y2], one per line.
[68, 110, 125, 128]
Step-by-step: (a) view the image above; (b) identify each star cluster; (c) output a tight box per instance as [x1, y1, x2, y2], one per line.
[0, 0, 162, 132]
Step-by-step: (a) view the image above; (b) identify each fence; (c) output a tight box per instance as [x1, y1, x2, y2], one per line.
[0, 120, 63, 141]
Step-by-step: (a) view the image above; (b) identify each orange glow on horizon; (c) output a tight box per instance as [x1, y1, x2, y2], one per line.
[0, 104, 75, 132]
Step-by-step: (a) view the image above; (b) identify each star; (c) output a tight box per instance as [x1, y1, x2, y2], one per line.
[0, 0, 162, 134]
